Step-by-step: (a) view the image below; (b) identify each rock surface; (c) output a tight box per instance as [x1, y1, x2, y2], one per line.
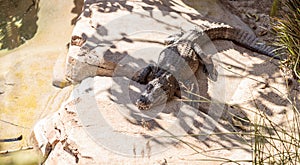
[0, 0, 76, 150]
[61, 0, 252, 85]
[33, 0, 299, 164]
[33, 76, 252, 164]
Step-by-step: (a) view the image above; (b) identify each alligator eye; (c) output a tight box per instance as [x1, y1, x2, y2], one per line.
[146, 84, 154, 91]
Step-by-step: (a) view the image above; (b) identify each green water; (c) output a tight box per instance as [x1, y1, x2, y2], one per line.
[0, 0, 38, 50]
[0, 0, 81, 150]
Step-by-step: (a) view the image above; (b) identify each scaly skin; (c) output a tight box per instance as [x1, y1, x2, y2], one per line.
[135, 25, 281, 110]
[136, 71, 179, 110]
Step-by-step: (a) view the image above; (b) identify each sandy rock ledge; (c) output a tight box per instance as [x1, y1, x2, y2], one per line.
[32, 77, 251, 165]
[35, 0, 299, 164]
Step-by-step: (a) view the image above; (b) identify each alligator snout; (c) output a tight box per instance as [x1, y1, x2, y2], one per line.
[135, 73, 171, 110]
[136, 95, 152, 110]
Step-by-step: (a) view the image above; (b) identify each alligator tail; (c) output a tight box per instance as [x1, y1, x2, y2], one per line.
[204, 26, 281, 59]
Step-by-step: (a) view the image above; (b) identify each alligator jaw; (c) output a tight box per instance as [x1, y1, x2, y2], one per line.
[136, 102, 151, 110]
[136, 93, 169, 110]
[136, 89, 169, 110]
[135, 91, 155, 110]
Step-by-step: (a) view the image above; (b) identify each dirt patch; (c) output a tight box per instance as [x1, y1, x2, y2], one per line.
[220, 0, 298, 79]
[220, 0, 276, 42]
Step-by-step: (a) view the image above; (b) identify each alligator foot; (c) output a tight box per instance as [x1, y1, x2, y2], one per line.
[164, 30, 184, 45]
[202, 63, 218, 81]
[132, 64, 158, 84]
[179, 80, 201, 109]
[193, 44, 218, 81]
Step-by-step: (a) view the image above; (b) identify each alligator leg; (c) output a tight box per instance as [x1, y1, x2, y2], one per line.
[178, 79, 201, 109]
[164, 31, 184, 45]
[192, 43, 218, 81]
[133, 64, 158, 84]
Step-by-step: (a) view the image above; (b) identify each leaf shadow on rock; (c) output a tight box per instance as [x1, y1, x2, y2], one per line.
[70, 0, 299, 159]
[71, 0, 84, 25]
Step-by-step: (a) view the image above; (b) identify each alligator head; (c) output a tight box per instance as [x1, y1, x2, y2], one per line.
[136, 72, 178, 110]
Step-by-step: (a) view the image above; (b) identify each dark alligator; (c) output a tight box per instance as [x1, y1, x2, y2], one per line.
[134, 24, 281, 110]
[0, 135, 22, 142]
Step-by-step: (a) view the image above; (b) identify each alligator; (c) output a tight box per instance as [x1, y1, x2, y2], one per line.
[134, 24, 281, 110]
[0, 135, 22, 142]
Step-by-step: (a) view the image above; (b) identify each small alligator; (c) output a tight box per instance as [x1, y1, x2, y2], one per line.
[0, 135, 22, 142]
[134, 24, 281, 110]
